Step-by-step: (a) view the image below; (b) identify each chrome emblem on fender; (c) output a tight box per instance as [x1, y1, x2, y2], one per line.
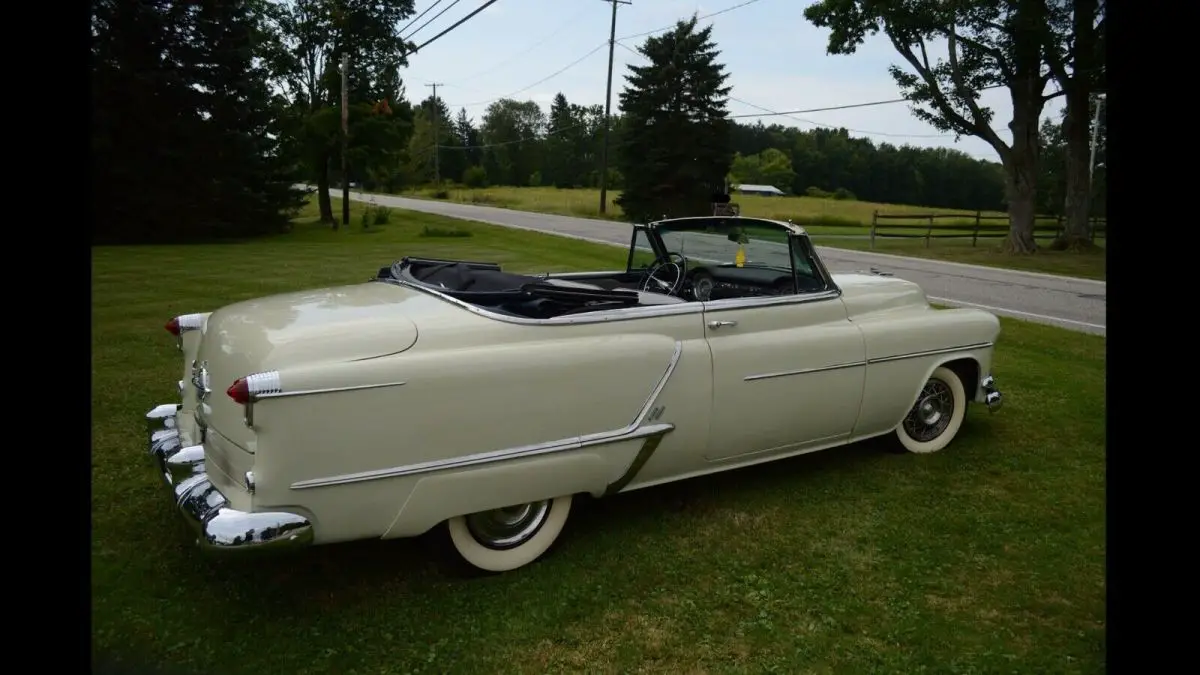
[191, 360, 211, 400]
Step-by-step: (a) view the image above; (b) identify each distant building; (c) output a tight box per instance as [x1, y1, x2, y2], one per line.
[732, 184, 786, 197]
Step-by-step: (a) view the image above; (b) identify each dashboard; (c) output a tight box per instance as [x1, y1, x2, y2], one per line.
[684, 264, 825, 301]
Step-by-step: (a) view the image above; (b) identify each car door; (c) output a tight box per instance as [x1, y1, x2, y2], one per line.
[702, 292, 866, 462]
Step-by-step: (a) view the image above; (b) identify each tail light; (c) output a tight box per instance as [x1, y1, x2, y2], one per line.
[226, 371, 282, 426]
[165, 313, 207, 348]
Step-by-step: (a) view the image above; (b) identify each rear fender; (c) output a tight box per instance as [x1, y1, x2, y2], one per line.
[380, 445, 641, 539]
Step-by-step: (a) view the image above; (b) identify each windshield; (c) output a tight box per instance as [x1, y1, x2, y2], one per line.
[654, 220, 822, 282]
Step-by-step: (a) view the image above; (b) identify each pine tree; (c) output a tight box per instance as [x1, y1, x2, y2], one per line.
[615, 16, 733, 223]
[188, 0, 306, 237]
[91, 0, 305, 242]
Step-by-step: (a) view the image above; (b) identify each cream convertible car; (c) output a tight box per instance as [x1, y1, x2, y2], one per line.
[146, 216, 1003, 573]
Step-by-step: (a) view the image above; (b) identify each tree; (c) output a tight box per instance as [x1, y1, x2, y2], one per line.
[729, 148, 796, 192]
[616, 16, 734, 223]
[264, 0, 416, 226]
[1037, 102, 1105, 222]
[454, 108, 483, 169]
[1043, 0, 1106, 249]
[804, 0, 1062, 253]
[92, 0, 306, 243]
[479, 99, 546, 186]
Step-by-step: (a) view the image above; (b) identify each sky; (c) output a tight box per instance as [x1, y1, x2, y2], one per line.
[399, 0, 1065, 163]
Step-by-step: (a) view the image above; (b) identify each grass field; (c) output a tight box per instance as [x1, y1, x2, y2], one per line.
[394, 186, 1107, 280]
[93, 200, 1106, 674]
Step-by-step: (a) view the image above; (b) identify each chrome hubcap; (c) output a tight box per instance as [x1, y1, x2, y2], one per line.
[902, 379, 954, 443]
[465, 500, 552, 550]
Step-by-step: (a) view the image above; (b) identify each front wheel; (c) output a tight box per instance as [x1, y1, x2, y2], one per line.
[445, 495, 574, 573]
[893, 366, 967, 454]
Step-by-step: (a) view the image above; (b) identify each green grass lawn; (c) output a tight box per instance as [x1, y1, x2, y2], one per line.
[381, 186, 1107, 280]
[93, 201, 1106, 674]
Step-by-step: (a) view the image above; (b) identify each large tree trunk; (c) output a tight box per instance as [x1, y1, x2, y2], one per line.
[316, 151, 334, 226]
[1001, 78, 1041, 254]
[1052, 0, 1100, 252]
[1002, 163, 1037, 253]
[1054, 89, 1094, 250]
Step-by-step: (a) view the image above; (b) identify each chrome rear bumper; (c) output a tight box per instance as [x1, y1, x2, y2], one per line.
[980, 375, 1003, 412]
[145, 403, 313, 553]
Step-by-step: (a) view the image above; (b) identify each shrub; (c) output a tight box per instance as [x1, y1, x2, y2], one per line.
[419, 226, 472, 238]
[832, 187, 857, 201]
[805, 186, 832, 199]
[462, 165, 488, 188]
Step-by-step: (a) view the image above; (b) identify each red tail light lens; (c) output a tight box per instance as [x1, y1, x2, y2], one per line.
[227, 378, 250, 404]
[165, 318, 181, 336]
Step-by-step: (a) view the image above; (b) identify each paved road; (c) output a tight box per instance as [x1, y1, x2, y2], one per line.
[336, 189, 1106, 336]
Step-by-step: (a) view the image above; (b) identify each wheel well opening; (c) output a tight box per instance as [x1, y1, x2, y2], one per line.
[943, 358, 980, 396]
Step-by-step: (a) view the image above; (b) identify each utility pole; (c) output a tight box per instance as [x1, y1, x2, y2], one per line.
[426, 83, 444, 185]
[598, 0, 631, 215]
[340, 52, 350, 227]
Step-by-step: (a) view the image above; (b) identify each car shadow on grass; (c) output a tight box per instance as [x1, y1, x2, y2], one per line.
[195, 424, 971, 599]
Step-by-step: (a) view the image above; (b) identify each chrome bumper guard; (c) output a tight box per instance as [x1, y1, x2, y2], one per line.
[980, 375, 1003, 412]
[145, 403, 313, 554]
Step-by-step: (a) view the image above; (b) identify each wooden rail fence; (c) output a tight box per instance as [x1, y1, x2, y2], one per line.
[869, 211, 1108, 249]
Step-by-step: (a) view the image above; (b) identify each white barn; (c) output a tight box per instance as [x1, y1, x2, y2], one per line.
[732, 183, 786, 197]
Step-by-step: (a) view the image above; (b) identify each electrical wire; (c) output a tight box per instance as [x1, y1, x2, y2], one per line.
[727, 96, 953, 138]
[617, 0, 768, 42]
[727, 84, 1010, 118]
[444, 41, 609, 108]
[402, 0, 467, 42]
[411, 0, 507, 53]
[398, 0, 448, 38]
[450, 4, 600, 85]
[611, 40, 951, 139]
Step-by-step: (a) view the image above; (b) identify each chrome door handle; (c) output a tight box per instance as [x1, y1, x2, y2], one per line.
[707, 320, 738, 329]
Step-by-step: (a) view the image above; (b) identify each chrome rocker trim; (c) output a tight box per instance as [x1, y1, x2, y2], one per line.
[980, 374, 1003, 412]
[145, 404, 313, 553]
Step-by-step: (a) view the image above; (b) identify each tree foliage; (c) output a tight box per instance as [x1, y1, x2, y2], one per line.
[92, 0, 306, 244]
[615, 17, 734, 223]
[264, 0, 416, 224]
[804, 0, 1063, 253]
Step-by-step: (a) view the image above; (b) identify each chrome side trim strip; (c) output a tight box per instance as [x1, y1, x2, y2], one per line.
[257, 381, 408, 400]
[291, 423, 677, 490]
[290, 342, 685, 491]
[867, 342, 994, 365]
[702, 289, 842, 312]
[744, 360, 865, 382]
[604, 430, 669, 496]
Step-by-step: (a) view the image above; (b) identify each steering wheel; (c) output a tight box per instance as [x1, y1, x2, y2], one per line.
[640, 253, 688, 296]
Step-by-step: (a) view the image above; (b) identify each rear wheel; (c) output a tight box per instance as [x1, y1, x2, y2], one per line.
[445, 495, 573, 573]
[893, 366, 967, 454]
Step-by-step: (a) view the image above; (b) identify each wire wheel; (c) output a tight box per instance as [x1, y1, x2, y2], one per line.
[902, 378, 955, 443]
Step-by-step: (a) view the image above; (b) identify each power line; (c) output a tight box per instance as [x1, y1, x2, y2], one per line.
[445, 41, 609, 108]
[617, 0, 768, 41]
[408, 121, 593, 157]
[726, 96, 953, 139]
[398, 0, 448, 38]
[402, 0, 467, 42]
[726, 85, 1009, 118]
[450, 5, 600, 85]
[411, 0, 508, 54]
[611, 40, 951, 139]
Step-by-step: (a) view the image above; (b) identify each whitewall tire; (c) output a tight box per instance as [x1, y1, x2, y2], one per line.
[894, 366, 967, 454]
[446, 495, 574, 573]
